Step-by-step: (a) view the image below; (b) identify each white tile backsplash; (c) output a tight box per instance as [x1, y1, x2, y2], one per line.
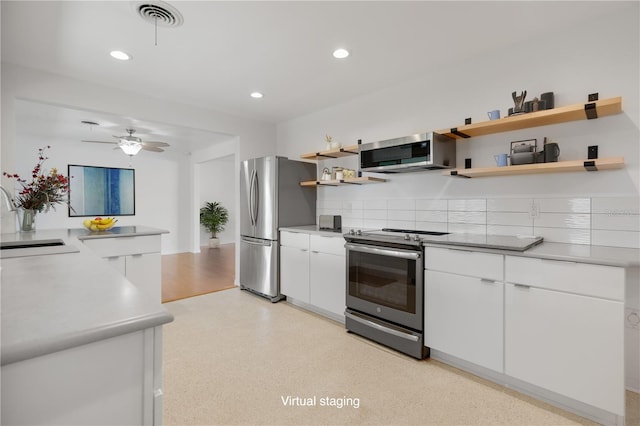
[416, 199, 447, 211]
[487, 212, 533, 227]
[416, 210, 447, 222]
[592, 213, 640, 232]
[487, 198, 533, 213]
[317, 196, 639, 249]
[363, 219, 387, 229]
[592, 197, 640, 215]
[363, 199, 387, 210]
[387, 220, 416, 230]
[536, 198, 590, 213]
[363, 209, 388, 220]
[388, 210, 415, 221]
[319, 199, 343, 210]
[448, 211, 487, 225]
[592, 230, 640, 249]
[416, 221, 448, 232]
[448, 199, 486, 212]
[533, 227, 591, 245]
[487, 225, 535, 237]
[534, 213, 590, 229]
[448, 223, 486, 234]
[388, 199, 416, 210]
[343, 200, 363, 211]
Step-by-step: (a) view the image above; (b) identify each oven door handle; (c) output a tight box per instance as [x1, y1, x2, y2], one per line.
[344, 243, 421, 260]
[345, 311, 420, 342]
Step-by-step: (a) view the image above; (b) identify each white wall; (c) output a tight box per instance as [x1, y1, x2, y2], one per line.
[1, 64, 276, 253]
[198, 154, 236, 246]
[277, 6, 639, 202]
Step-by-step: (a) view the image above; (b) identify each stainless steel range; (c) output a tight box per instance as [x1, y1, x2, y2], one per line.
[344, 228, 448, 359]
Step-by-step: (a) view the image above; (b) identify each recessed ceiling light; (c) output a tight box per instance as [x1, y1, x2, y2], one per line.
[110, 50, 132, 61]
[250, 92, 264, 99]
[333, 48, 349, 59]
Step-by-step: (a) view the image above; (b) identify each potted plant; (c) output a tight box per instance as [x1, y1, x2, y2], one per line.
[199, 201, 229, 248]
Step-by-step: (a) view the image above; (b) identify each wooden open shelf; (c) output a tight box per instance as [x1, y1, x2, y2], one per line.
[300, 144, 360, 160]
[300, 176, 386, 187]
[443, 157, 624, 178]
[436, 96, 622, 140]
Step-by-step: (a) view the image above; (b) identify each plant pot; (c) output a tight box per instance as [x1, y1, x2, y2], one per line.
[208, 238, 220, 249]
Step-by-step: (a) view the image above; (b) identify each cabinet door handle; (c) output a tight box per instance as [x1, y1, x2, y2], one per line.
[311, 250, 319, 254]
[480, 278, 496, 284]
[513, 283, 531, 289]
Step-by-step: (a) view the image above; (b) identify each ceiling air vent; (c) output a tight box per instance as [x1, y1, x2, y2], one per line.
[135, 1, 183, 27]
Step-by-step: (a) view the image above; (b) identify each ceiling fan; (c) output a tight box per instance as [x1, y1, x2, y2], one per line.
[82, 128, 170, 156]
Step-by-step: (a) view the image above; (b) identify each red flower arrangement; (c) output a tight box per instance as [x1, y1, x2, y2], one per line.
[2, 146, 70, 213]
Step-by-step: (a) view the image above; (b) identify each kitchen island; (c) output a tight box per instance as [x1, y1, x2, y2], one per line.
[1, 226, 173, 425]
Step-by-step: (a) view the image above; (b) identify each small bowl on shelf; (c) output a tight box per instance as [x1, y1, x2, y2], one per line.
[83, 217, 117, 232]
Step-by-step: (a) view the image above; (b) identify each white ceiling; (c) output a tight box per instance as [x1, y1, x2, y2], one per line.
[1, 1, 632, 153]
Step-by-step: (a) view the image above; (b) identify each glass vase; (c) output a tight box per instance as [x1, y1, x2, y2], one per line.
[21, 209, 36, 232]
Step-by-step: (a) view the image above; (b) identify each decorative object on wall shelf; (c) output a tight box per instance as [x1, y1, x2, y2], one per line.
[324, 134, 340, 150]
[509, 90, 527, 116]
[300, 176, 386, 187]
[444, 157, 624, 178]
[438, 96, 622, 140]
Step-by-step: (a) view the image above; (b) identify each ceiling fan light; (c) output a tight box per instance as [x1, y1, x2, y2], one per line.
[120, 141, 142, 155]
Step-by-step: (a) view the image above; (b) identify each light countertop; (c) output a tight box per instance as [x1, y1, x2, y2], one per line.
[0, 226, 173, 366]
[280, 225, 640, 267]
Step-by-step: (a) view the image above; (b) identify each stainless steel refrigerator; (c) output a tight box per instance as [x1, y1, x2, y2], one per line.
[239, 156, 316, 301]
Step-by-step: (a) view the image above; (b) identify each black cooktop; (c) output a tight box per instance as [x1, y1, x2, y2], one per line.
[381, 228, 450, 236]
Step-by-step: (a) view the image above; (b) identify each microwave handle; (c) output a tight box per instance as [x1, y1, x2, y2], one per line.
[344, 243, 421, 260]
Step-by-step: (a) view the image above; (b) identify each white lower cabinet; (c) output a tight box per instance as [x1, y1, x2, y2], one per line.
[82, 235, 163, 304]
[424, 247, 504, 372]
[280, 244, 310, 303]
[310, 250, 346, 317]
[505, 256, 625, 416]
[280, 231, 346, 320]
[2, 327, 164, 426]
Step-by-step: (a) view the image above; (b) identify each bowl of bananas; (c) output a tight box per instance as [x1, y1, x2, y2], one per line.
[83, 217, 117, 232]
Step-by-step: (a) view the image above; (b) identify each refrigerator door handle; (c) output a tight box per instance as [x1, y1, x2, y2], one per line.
[241, 237, 272, 247]
[249, 170, 257, 226]
[251, 170, 259, 228]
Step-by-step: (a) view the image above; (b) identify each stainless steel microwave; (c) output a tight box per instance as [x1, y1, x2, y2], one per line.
[359, 132, 456, 173]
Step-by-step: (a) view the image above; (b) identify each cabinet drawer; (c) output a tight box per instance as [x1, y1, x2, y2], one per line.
[82, 235, 161, 258]
[310, 234, 345, 256]
[505, 256, 624, 300]
[424, 247, 503, 281]
[280, 231, 309, 249]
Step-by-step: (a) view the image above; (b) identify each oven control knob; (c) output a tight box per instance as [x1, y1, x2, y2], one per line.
[413, 234, 421, 241]
[404, 234, 411, 240]
[356, 229, 362, 236]
[349, 229, 355, 235]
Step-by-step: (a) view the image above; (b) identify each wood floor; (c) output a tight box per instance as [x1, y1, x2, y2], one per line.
[161, 243, 236, 303]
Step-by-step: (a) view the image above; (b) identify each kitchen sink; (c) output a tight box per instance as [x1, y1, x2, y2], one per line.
[0, 239, 79, 258]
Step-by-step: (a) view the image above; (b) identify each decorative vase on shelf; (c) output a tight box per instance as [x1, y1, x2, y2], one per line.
[21, 209, 36, 232]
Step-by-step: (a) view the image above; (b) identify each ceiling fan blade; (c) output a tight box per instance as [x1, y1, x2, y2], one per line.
[142, 141, 170, 147]
[141, 146, 164, 152]
[81, 140, 118, 144]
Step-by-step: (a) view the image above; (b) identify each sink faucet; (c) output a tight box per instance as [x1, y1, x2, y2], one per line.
[0, 185, 17, 212]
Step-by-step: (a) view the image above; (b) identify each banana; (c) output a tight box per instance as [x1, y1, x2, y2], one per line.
[91, 217, 114, 226]
[96, 220, 117, 230]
